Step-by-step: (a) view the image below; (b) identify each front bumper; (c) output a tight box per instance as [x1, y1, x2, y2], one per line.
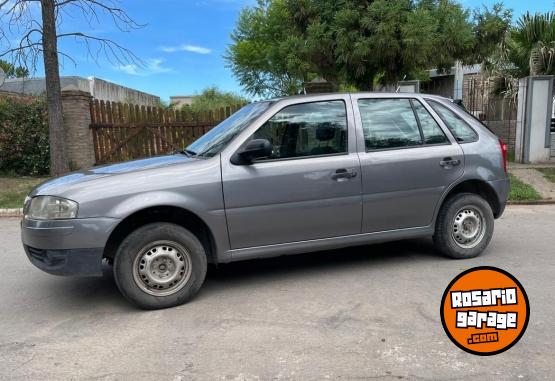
[21, 217, 120, 276]
[24, 245, 104, 276]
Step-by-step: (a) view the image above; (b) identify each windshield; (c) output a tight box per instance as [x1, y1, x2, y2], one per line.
[185, 102, 273, 157]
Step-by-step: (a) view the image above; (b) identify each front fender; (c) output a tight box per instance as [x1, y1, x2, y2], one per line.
[101, 189, 230, 260]
[106, 190, 208, 219]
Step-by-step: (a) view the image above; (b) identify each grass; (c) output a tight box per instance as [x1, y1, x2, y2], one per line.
[537, 168, 555, 183]
[0, 176, 49, 208]
[507, 149, 515, 163]
[508, 173, 542, 201]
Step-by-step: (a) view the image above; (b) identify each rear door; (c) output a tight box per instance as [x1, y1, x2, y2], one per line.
[221, 95, 362, 249]
[352, 95, 464, 233]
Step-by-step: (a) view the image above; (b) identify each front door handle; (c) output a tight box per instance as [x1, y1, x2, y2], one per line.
[332, 168, 357, 181]
[440, 157, 461, 168]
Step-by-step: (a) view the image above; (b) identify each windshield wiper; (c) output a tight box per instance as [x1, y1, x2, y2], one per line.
[181, 149, 204, 158]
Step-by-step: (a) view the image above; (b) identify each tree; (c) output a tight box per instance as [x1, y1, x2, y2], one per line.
[0, 0, 142, 175]
[473, 10, 555, 99]
[508, 12, 555, 76]
[225, 0, 308, 98]
[0, 59, 29, 78]
[226, 0, 475, 97]
[185, 87, 248, 113]
[463, 3, 515, 99]
[468, 2, 513, 68]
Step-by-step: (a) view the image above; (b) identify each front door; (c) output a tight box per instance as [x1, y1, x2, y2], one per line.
[353, 96, 464, 233]
[221, 97, 362, 249]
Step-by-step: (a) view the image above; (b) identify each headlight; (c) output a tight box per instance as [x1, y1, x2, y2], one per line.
[26, 196, 79, 220]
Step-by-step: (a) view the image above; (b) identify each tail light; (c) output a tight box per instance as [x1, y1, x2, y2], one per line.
[499, 139, 508, 173]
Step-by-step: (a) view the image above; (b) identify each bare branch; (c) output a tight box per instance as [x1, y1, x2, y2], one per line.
[57, 31, 143, 67]
[0, 0, 144, 74]
[55, 0, 145, 31]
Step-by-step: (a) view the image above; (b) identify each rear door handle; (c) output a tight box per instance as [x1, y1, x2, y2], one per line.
[440, 157, 461, 168]
[332, 168, 357, 181]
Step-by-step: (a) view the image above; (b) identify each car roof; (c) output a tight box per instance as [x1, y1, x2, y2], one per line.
[266, 92, 453, 103]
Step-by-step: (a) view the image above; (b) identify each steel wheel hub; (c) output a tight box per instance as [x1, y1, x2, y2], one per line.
[132, 241, 192, 296]
[452, 207, 485, 249]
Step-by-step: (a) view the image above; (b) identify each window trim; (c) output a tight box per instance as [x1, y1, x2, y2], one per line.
[425, 99, 479, 144]
[410, 99, 451, 147]
[409, 99, 426, 145]
[252, 151, 349, 164]
[357, 97, 451, 153]
[248, 99, 350, 163]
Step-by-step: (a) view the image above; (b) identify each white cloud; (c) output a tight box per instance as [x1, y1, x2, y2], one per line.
[159, 44, 212, 55]
[115, 64, 139, 75]
[114, 58, 173, 76]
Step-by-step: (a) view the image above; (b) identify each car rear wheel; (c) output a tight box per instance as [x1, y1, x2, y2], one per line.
[433, 193, 494, 259]
[113, 223, 207, 309]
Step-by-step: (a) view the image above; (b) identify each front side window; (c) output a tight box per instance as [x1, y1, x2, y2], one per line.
[251, 100, 347, 160]
[185, 101, 273, 157]
[427, 100, 478, 143]
[358, 99, 422, 150]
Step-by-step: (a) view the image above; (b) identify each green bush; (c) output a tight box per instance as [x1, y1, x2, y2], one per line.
[0, 97, 50, 176]
[183, 86, 248, 113]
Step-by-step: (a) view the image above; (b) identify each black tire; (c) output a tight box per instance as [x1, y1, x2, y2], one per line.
[433, 193, 494, 259]
[113, 223, 207, 309]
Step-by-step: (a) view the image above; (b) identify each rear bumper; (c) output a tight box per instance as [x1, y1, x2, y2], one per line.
[21, 217, 120, 276]
[488, 178, 509, 218]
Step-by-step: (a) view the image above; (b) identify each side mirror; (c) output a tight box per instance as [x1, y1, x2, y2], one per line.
[231, 139, 272, 165]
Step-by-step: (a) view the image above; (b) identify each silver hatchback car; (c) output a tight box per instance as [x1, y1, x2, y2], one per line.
[22, 93, 509, 309]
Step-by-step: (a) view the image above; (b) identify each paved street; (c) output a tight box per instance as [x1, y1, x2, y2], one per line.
[1, 205, 554, 380]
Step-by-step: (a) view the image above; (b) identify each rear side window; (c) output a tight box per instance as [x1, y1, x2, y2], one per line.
[427, 100, 478, 143]
[412, 101, 449, 145]
[358, 99, 422, 150]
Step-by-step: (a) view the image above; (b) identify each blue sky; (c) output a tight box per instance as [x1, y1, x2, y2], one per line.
[55, 0, 257, 101]
[5, 0, 555, 101]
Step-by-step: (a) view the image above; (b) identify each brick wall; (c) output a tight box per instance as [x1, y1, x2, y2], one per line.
[484, 120, 516, 151]
[61, 88, 95, 169]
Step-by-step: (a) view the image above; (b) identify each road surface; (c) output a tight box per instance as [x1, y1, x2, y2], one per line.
[1, 205, 554, 380]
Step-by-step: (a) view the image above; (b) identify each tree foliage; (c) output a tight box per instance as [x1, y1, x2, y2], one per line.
[472, 9, 555, 99]
[509, 12, 555, 76]
[0, 59, 29, 78]
[468, 2, 513, 67]
[226, 0, 476, 97]
[225, 0, 307, 98]
[185, 87, 248, 113]
[0, 97, 49, 176]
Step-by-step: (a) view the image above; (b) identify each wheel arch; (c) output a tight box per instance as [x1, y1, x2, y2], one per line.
[103, 205, 218, 265]
[436, 179, 502, 222]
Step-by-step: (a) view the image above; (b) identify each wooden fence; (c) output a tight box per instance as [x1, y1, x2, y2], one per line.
[89, 100, 244, 164]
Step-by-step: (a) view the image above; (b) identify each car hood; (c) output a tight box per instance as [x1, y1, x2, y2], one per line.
[32, 154, 196, 196]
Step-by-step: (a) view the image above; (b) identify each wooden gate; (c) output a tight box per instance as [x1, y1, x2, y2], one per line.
[90, 100, 243, 164]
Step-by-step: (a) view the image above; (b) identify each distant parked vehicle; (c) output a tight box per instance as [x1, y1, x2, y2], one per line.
[21, 93, 509, 309]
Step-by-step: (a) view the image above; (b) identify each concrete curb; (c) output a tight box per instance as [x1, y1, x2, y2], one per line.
[507, 200, 555, 205]
[0, 208, 23, 218]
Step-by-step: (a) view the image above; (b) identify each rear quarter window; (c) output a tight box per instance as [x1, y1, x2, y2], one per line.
[427, 100, 478, 143]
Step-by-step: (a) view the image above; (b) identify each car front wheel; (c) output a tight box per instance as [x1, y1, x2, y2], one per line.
[113, 223, 207, 309]
[433, 193, 494, 259]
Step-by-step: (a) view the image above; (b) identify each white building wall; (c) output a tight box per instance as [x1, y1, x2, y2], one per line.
[0, 76, 160, 107]
[527, 78, 552, 163]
